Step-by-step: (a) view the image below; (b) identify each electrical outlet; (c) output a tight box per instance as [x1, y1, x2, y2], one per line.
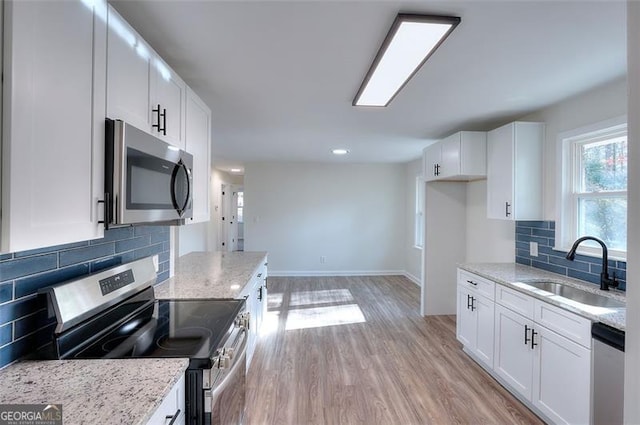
[530, 242, 539, 257]
[320, 256, 326, 264]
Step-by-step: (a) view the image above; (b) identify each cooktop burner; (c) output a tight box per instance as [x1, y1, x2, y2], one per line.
[51, 287, 244, 364]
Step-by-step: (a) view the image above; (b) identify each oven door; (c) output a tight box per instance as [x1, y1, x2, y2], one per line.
[208, 329, 247, 425]
[106, 119, 193, 226]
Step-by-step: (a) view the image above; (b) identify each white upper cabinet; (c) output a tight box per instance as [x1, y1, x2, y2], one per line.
[185, 87, 212, 224]
[2, 0, 107, 252]
[486, 122, 544, 220]
[107, 6, 186, 149]
[106, 7, 153, 132]
[423, 131, 486, 182]
[151, 57, 187, 150]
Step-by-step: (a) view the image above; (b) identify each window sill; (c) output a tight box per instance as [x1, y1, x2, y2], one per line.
[553, 246, 627, 263]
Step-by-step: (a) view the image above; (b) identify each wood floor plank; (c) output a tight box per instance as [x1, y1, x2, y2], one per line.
[245, 275, 544, 425]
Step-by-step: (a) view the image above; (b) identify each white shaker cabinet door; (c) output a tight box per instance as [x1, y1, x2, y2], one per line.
[2, 0, 107, 252]
[185, 88, 211, 224]
[532, 326, 591, 425]
[152, 61, 187, 150]
[486, 123, 514, 220]
[493, 304, 534, 400]
[474, 294, 495, 368]
[456, 286, 475, 348]
[106, 6, 153, 131]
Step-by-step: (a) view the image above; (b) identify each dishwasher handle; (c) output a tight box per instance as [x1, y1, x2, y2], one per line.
[592, 322, 625, 351]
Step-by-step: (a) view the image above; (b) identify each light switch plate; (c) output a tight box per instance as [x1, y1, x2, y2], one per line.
[530, 242, 538, 257]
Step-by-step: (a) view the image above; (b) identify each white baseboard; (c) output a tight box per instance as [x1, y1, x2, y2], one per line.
[269, 270, 405, 277]
[404, 272, 421, 287]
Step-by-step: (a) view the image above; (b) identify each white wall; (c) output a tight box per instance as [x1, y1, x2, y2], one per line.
[177, 222, 209, 256]
[466, 180, 515, 263]
[521, 77, 627, 219]
[405, 158, 423, 285]
[244, 162, 405, 275]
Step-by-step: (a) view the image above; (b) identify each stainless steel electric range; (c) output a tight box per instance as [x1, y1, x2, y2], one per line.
[37, 256, 248, 425]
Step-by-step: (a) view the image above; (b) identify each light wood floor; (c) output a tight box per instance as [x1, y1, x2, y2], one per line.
[245, 275, 544, 425]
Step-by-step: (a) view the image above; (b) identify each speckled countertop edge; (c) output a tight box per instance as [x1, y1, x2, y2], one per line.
[458, 263, 626, 331]
[154, 251, 268, 300]
[0, 358, 189, 425]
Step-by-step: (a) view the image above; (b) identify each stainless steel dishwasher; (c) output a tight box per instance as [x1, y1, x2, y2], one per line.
[592, 322, 625, 425]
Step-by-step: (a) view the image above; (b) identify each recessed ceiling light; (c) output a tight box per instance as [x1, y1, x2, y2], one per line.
[353, 14, 461, 107]
[230, 168, 241, 172]
[332, 149, 350, 155]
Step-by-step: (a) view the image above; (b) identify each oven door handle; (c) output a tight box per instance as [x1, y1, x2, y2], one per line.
[209, 329, 247, 402]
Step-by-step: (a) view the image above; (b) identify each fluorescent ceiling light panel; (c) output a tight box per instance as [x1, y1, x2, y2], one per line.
[353, 14, 461, 107]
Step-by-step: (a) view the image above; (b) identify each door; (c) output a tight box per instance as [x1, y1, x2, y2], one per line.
[106, 6, 152, 131]
[220, 185, 238, 251]
[532, 326, 591, 425]
[152, 58, 187, 149]
[456, 287, 475, 348]
[487, 123, 514, 219]
[185, 87, 211, 224]
[3, 0, 107, 251]
[474, 294, 495, 368]
[493, 304, 534, 400]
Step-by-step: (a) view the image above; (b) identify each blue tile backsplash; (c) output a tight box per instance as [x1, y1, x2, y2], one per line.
[515, 221, 626, 291]
[0, 225, 171, 368]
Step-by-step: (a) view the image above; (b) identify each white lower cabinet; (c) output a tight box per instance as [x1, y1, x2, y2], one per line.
[146, 374, 185, 425]
[240, 259, 268, 371]
[457, 269, 592, 425]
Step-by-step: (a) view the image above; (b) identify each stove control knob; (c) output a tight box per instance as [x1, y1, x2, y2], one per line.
[235, 312, 250, 330]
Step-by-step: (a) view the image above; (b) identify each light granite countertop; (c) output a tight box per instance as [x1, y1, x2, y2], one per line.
[154, 251, 268, 299]
[0, 358, 188, 425]
[458, 263, 626, 331]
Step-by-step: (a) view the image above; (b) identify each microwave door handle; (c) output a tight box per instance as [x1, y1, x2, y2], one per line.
[171, 160, 191, 216]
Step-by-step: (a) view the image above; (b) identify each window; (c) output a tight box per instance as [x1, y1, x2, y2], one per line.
[415, 176, 424, 248]
[558, 117, 627, 258]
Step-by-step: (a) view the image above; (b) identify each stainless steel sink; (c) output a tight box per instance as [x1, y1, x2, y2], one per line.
[524, 281, 624, 308]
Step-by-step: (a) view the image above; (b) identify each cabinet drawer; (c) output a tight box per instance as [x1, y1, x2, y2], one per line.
[496, 285, 535, 319]
[146, 374, 185, 425]
[458, 270, 495, 300]
[534, 300, 592, 348]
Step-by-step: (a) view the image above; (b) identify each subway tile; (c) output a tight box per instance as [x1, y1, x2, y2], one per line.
[515, 227, 532, 235]
[14, 310, 55, 339]
[531, 261, 567, 275]
[156, 270, 170, 284]
[0, 295, 47, 326]
[0, 283, 12, 304]
[516, 234, 549, 246]
[532, 254, 549, 263]
[517, 221, 550, 229]
[159, 252, 170, 263]
[0, 254, 58, 282]
[133, 243, 164, 261]
[550, 222, 556, 230]
[134, 225, 168, 236]
[59, 243, 115, 267]
[0, 323, 55, 368]
[115, 235, 151, 253]
[163, 241, 170, 252]
[539, 246, 567, 258]
[15, 264, 90, 299]
[617, 261, 627, 270]
[547, 238, 556, 247]
[150, 231, 169, 244]
[14, 241, 88, 259]
[516, 249, 530, 259]
[0, 324, 11, 346]
[532, 228, 554, 239]
[90, 257, 124, 273]
[90, 226, 134, 245]
[549, 256, 590, 272]
[567, 269, 600, 286]
[0, 254, 13, 261]
[516, 257, 532, 266]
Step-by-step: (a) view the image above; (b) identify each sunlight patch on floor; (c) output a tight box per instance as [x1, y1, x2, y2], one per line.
[289, 289, 354, 307]
[285, 304, 366, 330]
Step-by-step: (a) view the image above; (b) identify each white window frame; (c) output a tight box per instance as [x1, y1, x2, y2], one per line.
[556, 115, 627, 260]
[414, 175, 424, 249]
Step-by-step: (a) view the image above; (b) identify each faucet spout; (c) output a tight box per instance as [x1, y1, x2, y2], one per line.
[566, 236, 618, 291]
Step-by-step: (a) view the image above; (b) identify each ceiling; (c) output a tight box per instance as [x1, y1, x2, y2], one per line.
[111, 1, 626, 169]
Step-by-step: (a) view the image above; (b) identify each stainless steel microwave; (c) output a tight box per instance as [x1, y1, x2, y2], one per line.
[105, 119, 193, 227]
